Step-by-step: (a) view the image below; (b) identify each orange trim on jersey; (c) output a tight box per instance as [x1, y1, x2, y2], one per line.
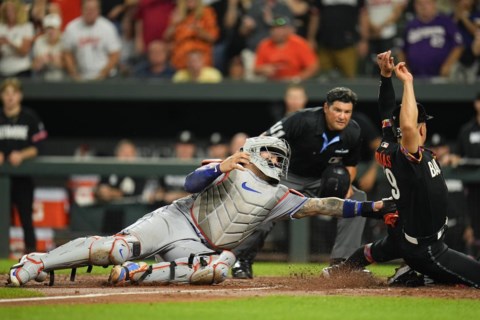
[400, 144, 423, 163]
[215, 171, 229, 186]
[288, 188, 305, 197]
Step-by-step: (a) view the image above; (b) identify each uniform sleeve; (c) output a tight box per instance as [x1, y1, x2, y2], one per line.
[378, 75, 397, 143]
[184, 163, 223, 193]
[29, 111, 48, 150]
[263, 111, 303, 139]
[263, 190, 308, 222]
[104, 21, 121, 53]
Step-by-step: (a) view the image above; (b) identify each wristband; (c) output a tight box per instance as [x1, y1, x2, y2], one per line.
[342, 199, 360, 218]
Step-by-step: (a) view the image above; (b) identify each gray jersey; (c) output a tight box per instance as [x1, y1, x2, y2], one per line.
[191, 169, 307, 249]
[122, 168, 307, 259]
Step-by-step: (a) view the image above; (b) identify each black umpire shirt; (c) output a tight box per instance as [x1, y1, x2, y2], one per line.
[0, 107, 47, 156]
[264, 106, 362, 178]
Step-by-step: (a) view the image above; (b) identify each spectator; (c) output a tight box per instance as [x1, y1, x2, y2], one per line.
[164, 0, 219, 70]
[307, 0, 369, 79]
[254, 16, 318, 81]
[239, 0, 293, 81]
[172, 49, 222, 83]
[229, 131, 249, 155]
[397, 0, 464, 79]
[0, 0, 35, 78]
[223, 0, 251, 79]
[449, 0, 480, 82]
[94, 139, 149, 233]
[207, 132, 230, 159]
[473, 18, 480, 60]
[133, 40, 176, 79]
[0, 78, 48, 254]
[31, 0, 82, 31]
[62, 0, 121, 81]
[100, 0, 135, 34]
[450, 92, 480, 258]
[364, 0, 407, 76]
[150, 130, 199, 207]
[285, 0, 313, 39]
[31, 13, 65, 81]
[209, 0, 231, 75]
[269, 82, 309, 124]
[134, 0, 175, 56]
[172, 130, 199, 160]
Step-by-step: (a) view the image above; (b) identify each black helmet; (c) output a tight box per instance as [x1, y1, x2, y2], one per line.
[392, 103, 433, 137]
[319, 165, 350, 198]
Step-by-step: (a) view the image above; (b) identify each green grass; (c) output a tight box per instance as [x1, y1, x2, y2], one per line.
[1, 259, 478, 319]
[2, 296, 479, 320]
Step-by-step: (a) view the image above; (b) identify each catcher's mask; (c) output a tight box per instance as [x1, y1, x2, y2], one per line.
[241, 136, 290, 183]
[392, 103, 433, 137]
[319, 164, 350, 198]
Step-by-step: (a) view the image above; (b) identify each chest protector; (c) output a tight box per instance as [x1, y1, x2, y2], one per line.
[190, 170, 289, 249]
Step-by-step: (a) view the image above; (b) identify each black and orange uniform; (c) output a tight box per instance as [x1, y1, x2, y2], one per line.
[344, 73, 480, 288]
[0, 107, 48, 252]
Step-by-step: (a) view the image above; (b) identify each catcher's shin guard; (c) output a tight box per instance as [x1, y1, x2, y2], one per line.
[190, 250, 236, 284]
[40, 234, 141, 271]
[124, 250, 236, 285]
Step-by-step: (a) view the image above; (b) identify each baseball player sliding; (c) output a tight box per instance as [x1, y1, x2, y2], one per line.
[8, 136, 395, 287]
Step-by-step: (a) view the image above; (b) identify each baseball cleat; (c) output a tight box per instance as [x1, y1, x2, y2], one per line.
[109, 261, 148, 284]
[387, 264, 426, 287]
[231, 260, 253, 279]
[8, 253, 46, 287]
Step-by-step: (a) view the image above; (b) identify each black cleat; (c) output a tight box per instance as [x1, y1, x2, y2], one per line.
[387, 264, 426, 287]
[231, 260, 253, 279]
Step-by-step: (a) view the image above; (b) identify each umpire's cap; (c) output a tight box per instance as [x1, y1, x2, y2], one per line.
[319, 165, 350, 199]
[392, 103, 433, 128]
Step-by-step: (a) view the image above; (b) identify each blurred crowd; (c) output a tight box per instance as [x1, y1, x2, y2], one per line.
[0, 0, 479, 83]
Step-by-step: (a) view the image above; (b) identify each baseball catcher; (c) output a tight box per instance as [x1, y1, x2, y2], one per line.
[8, 136, 396, 287]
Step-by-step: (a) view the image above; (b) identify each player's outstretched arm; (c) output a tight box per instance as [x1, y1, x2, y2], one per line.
[394, 62, 419, 153]
[377, 50, 397, 122]
[292, 197, 396, 219]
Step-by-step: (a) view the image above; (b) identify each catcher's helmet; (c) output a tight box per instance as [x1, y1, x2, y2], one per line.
[241, 136, 290, 183]
[319, 165, 350, 198]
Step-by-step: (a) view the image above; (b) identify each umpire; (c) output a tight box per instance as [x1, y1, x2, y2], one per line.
[232, 86, 366, 278]
[0, 78, 48, 253]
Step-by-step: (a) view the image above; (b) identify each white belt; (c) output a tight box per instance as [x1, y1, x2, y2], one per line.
[404, 217, 448, 245]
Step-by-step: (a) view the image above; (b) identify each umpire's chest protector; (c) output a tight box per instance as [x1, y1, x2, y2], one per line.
[190, 169, 289, 250]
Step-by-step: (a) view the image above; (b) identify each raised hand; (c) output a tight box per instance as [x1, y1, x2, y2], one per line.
[376, 50, 395, 77]
[394, 62, 413, 83]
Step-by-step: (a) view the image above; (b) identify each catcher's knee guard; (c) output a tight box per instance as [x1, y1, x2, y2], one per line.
[41, 234, 141, 271]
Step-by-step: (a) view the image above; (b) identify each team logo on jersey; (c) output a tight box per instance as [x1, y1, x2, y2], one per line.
[241, 182, 261, 194]
[335, 149, 349, 154]
[381, 142, 389, 148]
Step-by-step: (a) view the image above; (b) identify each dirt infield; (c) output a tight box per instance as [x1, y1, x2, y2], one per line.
[2, 272, 480, 305]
